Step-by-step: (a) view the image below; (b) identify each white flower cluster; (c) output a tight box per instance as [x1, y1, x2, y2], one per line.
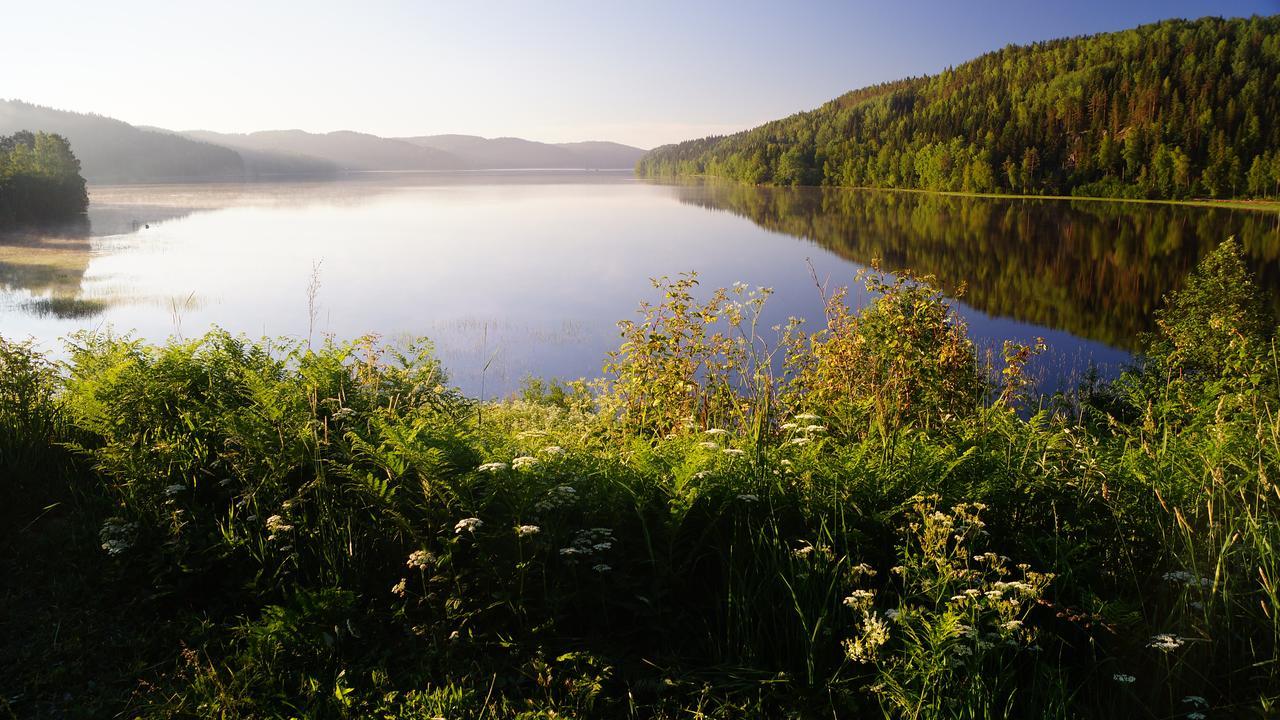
[704, 428, 728, 437]
[542, 445, 565, 456]
[511, 456, 539, 470]
[1147, 633, 1185, 652]
[515, 524, 541, 537]
[265, 514, 294, 540]
[736, 494, 759, 502]
[454, 517, 483, 534]
[100, 519, 138, 556]
[559, 527, 614, 563]
[721, 448, 745, 457]
[163, 484, 186, 497]
[1163, 570, 1213, 588]
[535, 485, 577, 513]
[477, 462, 508, 473]
[406, 549, 433, 570]
[1111, 673, 1136, 683]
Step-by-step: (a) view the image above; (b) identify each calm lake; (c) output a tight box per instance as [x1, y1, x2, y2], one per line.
[2, 171, 1277, 396]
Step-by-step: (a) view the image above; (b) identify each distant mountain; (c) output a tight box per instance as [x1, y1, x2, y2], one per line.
[638, 16, 1280, 200]
[182, 129, 462, 172]
[0, 100, 246, 183]
[399, 135, 645, 169]
[0, 99, 645, 183]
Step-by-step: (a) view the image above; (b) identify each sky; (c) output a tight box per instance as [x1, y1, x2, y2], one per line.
[3, 0, 1276, 149]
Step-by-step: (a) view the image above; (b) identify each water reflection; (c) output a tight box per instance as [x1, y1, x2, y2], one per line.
[671, 182, 1280, 349]
[0, 172, 1271, 395]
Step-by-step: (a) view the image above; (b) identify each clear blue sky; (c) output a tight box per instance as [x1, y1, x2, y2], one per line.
[2, 0, 1275, 148]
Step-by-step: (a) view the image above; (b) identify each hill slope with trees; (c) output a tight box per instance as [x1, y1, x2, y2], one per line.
[637, 16, 1280, 200]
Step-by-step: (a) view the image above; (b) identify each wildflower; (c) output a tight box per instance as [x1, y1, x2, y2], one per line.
[788, 437, 811, 447]
[1112, 673, 1135, 683]
[454, 517, 483, 534]
[1147, 633, 1185, 652]
[99, 519, 138, 556]
[516, 524, 541, 537]
[559, 528, 615, 564]
[1187, 713, 1206, 720]
[511, 456, 538, 470]
[516, 429, 548, 439]
[704, 428, 728, 436]
[951, 645, 973, 657]
[541, 445, 565, 456]
[265, 515, 293, 540]
[737, 494, 759, 502]
[698, 441, 719, 450]
[722, 448, 745, 457]
[802, 424, 827, 434]
[843, 614, 890, 663]
[477, 462, 508, 473]
[163, 484, 186, 497]
[851, 562, 877, 577]
[1001, 620, 1023, 631]
[884, 608, 900, 620]
[794, 413, 820, 422]
[792, 544, 815, 558]
[592, 563, 612, 573]
[391, 578, 407, 596]
[779, 422, 798, 431]
[843, 590, 875, 608]
[535, 485, 578, 512]
[1163, 570, 1212, 588]
[406, 550, 433, 570]
[1182, 696, 1208, 708]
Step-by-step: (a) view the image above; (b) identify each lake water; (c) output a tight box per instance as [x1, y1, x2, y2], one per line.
[1, 171, 1277, 396]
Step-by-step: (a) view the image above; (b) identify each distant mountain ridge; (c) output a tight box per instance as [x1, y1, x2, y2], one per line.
[0, 100, 646, 183]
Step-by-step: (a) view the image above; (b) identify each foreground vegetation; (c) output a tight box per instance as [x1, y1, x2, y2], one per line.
[0, 131, 87, 225]
[639, 16, 1280, 201]
[1, 240, 1277, 718]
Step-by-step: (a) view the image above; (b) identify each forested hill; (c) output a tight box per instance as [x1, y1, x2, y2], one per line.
[0, 131, 88, 224]
[637, 16, 1280, 200]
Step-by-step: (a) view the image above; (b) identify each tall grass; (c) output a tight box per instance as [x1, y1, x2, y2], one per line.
[0, 240, 1276, 718]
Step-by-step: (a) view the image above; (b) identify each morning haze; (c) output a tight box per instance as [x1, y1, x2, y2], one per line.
[3, 2, 1280, 718]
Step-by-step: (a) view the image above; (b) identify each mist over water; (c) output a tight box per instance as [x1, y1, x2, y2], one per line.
[1, 171, 1275, 396]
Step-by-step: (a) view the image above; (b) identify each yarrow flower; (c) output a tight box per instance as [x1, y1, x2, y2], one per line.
[535, 485, 578, 512]
[163, 484, 186, 497]
[788, 437, 811, 447]
[559, 527, 615, 563]
[1163, 570, 1212, 588]
[406, 550, 433, 570]
[884, 608, 900, 620]
[698, 441, 719, 450]
[592, 563, 612, 573]
[721, 448, 745, 457]
[843, 589, 875, 608]
[704, 428, 728, 436]
[515, 524, 541, 537]
[99, 519, 138, 556]
[1112, 673, 1136, 683]
[541, 445, 565, 456]
[454, 517, 483, 534]
[477, 462, 508, 473]
[390, 578, 407, 596]
[1147, 633, 1185, 652]
[793, 413, 820, 422]
[265, 515, 293, 540]
[511, 456, 539, 470]
[1182, 696, 1208, 708]
[736, 494, 759, 502]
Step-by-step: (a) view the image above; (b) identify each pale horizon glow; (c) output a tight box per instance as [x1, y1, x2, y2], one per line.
[2, 0, 1275, 149]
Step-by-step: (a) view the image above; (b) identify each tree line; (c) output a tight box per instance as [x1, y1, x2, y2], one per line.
[0, 130, 89, 224]
[638, 16, 1280, 200]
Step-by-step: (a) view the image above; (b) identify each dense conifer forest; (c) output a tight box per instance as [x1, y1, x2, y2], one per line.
[638, 16, 1280, 200]
[0, 131, 88, 224]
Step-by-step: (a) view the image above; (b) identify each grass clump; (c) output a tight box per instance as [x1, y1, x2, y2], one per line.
[1, 240, 1278, 718]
